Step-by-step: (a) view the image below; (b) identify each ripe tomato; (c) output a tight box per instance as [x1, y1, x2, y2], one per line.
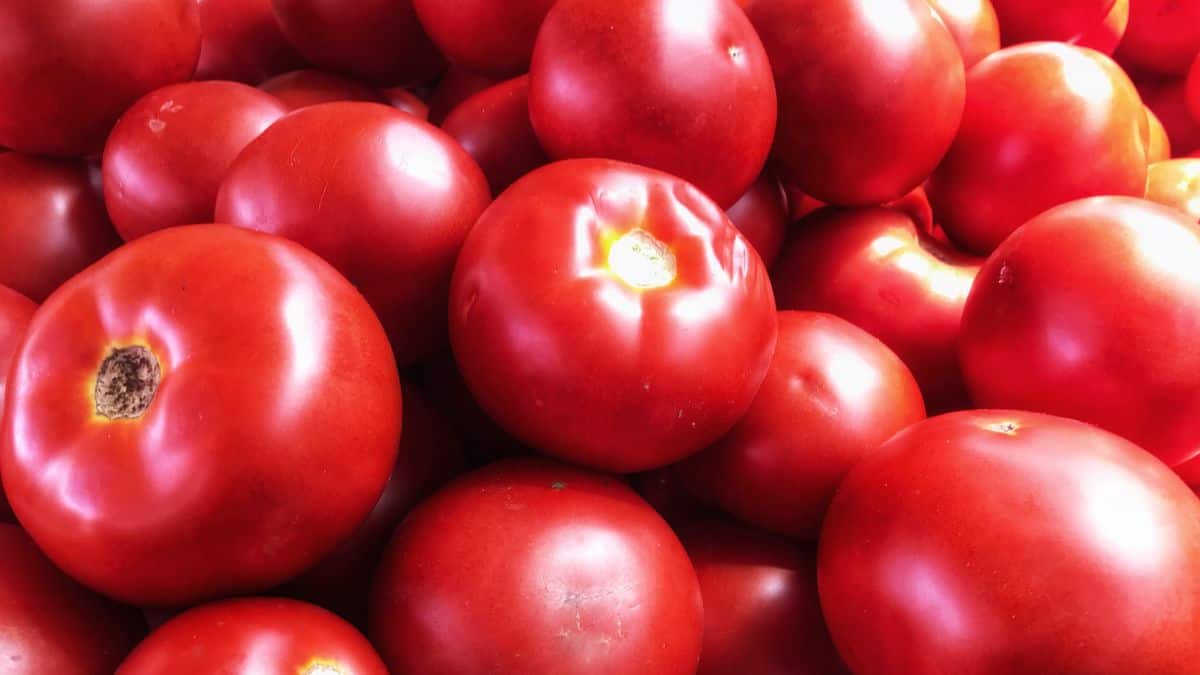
[927, 0, 1001, 69]
[381, 87, 429, 119]
[2, 225, 401, 606]
[441, 76, 550, 195]
[529, 0, 777, 208]
[725, 171, 789, 268]
[820, 410, 1200, 674]
[929, 43, 1147, 255]
[102, 81, 288, 241]
[194, 0, 306, 84]
[1116, 0, 1200, 75]
[0, 0, 201, 156]
[682, 311, 925, 539]
[216, 102, 490, 366]
[1145, 159, 1200, 220]
[426, 67, 497, 125]
[746, 0, 963, 206]
[961, 196, 1200, 470]
[258, 69, 385, 111]
[369, 459, 704, 675]
[412, 0, 556, 78]
[990, 0, 1113, 43]
[449, 159, 777, 473]
[116, 598, 387, 674]
[1146, 105, 1173, 162]
[1138, 76, 1200, 156]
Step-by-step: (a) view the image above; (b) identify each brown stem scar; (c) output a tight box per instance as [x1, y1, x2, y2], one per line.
[94, 346, 161, 420]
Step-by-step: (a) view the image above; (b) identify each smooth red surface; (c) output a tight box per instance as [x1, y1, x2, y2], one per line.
[0, 153, 121, 302]
[1146, 159, 1200, 220]
[1139, 76, 1200, 156]
[929, 43, 1147, 255]
[1073, 0, 1128, 55]
[413, 0, 556, 77]
[991, 0, 1113, 43]
[449, 159, 777, 473]
[928, 0, 1001, 68]
[529, 0, 777, 208]
[0, 286, 35, 520]
[1188, 53, 1200, 125]
[117, 598, 387, 674]
[103, 81, 289, 241]
[258, 69, 384, 111]
[725, 171, 789, 268]
[369, 459, 704, 675]
[1, 225, 401, 606]
[217, 102, 490, 366]
[381, 87, 429, 119]
[1147, 105, 1173, 162]
[820, 410, 1200, 674]
[1116, 0, 1200, 75]
[426, 67, 497, 125]
[194, 0, 305, 84]
[442, 76, 549, 195]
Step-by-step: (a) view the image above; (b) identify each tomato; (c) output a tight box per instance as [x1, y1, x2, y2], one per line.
[1138, 76, 1200, 156]
[441, 76, 550, 195]
[820, 410, 1200, 674]
[927, 0, 1001, 69]
[0, 0, 201, 157]
[116, 598, 387, 674]
[746, 0, 963, 206]
[990, 0, 1113, 43]
[426, 66, 498, 125]
[1116, 0, 1200, 76]
[449, 159, 777, 473]
[194, 0, 306, 84]
[682, 311, 925, 539]
[1, 225, 401, 606]
[928, 43, 1146, 255]
[381, 87, 429, 119]
[270, 0, 444, 86]
[412, 0, 556, 78]
[0, 153, 121, 302]
[529, 0, 776, 208]
[369, 459, 704, 675]
[1073, 0, 1128, 55]
[1147, 104, 1173, 162]
[681, 522, 849, 675]
[258, 69, 385, 111]
[725, 171, 789, 268]
[1145, 159, 1200, 221]
[0, 286, 35, 521]
[102, 81, 289, 241]
[773, 207, 981, 413]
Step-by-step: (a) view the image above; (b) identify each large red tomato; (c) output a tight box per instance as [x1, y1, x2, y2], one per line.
[0, 153, 121, 302]
[413, 0, 556, 78]
[194, 0, 306, 84]
[1145, 159, 1200, 220]
[725, 171, 789, 268]
[117, 598, 387, 674]
[216, 102, 490, 366]
[1116, 0, 1200, 76]
[449, 159, 777, 473]
[1138, 76, 1200, 157]
[258, 69, 385, 110]
[369, 459, 704, 675]
[441, 76, 550, 195]
[927, 0, 1002, 69]
[990, 0, 1113, 43]
[820, 410, 1200, 674]
[529, 0, 776, 208]
[0, 0, 201, 156]
[928, 43, 1147, 255]
[103, 81, 289, 241]
[1, 225, 401, 606]
[961, 197, 1200, 470]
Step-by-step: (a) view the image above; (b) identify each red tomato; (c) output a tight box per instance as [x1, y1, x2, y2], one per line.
[725, 171, 789, 268]
[270, 0, 444, 86]
[990, 0, 1113, 43]
[820, 410, 1200, 674]
[1073, 0, 1128, 55]
[1116, 0, 1200, 75]
[441, 76, 550, 195]
[412, 0, 556, 78]
[1146, 104, 1173, 162]
[682, 312, 925, 539]
[773, 207, 981, 413]
[928, 43, 1147, 255]
[194, 0, 306, 84]
[960, 197, 1200, 470]
[102, 81, 288, 241]
[1146, 159, 1200, 220]
[369, 459, 704, 675]
[380, 87, 429, 119]
[1138, 76, 1200, 156]
[426, 66, 498, 125]
[0, 0, 201, 157]
[1187, 53, 1200, 125]
[1, 225, 401, 606]
[117, 598, 387, 674]
[681, 522, 849, 675]
[258, 69, 385, 111]
[927, 0, 1002, 69]
[746, 0, 963, 206]
[449, 159, 777, 473]
[0, 153, 121, 302]
[0, 286, 35, 521]
[529, 0, 777, 208]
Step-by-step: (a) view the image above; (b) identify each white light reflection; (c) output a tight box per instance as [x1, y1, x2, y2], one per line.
[1133, 212, 1200, 283]
[1077, 460, 1172, 573]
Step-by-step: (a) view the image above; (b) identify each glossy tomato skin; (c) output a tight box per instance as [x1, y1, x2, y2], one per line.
[990, 0, 1113, 43]
[103, 81, 289, 241]
[2, 225, 401, 606]
[1146, 159, 1200, 220]
[0, 286, 35, 521]
[725, 171, 789, 268]
[194, 0, 306, 84]
[0, 0, 200, 157]
[929, 43, 1147, 255]
[426, 66, 497, 125]
[820, 410, 1200, 674]
[116, 598, 387, 674]
[258, 69, 385, 110]
[529, 0, 776, 208]
[960, 197, 1200, 470]
[441, 76, 550, 196]
[217, 102, 490, 366]
[1138, 76, 1200, 156]
[1116, 0, 1200, 75]
[369, 459, 704, 675]
[1146, 105, 1173, 162]
[381, 87, 429, 119]
[0, 153, 121, 302]
[682, 312, 925, 539]
[928, 0, 1001, 68]
[449, 159, 777, 473]
[413, 0, 556, 78]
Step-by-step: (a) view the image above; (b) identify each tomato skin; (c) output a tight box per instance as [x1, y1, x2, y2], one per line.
[194, 0, 306, 84]
[1072, 0, 1128, 55]
[1138, 76, 1200, 156]
[725, 171, 789, 268]
[369, 458, 704, 675]
[258, 69, 385, 111]
[1145, 159, 1200, 220]
[1116, 0, 1200, 75]
[413, 0, 556, 78]
[217, 102, 490, 366]
[449, 159, 777, 473]
[929, 43, 1147, 255]
[0, 286, 35, 521]
[1146, 105, 1173, 162]
[426, 67, 497, 125]
[819, 410, 1200, 675]
[116, 598, 387, 674]
[381, 87, 429, 119]
[441, 76, 550, 196]
[2, 225, 401, 606]
[102, 81, 289, 241]
[529, 0, 777, 208]
[927, 0, 1001, 68]
[1187, 53, 1200, 126]
[990, 0, 1113, 44]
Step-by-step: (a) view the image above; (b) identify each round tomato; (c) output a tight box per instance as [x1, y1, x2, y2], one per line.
[412, 0, 556, 78]
[1138, 76, 1200, 157]
[990, 0, 1113, 43]
[927, 0, 1001, 68]
[1145, 159, 1200, 220]
[820, 410, 1200, 674]
[426, 66, 497, 125]
[449, 159, 777, 473]
[1116, 0, 1200, 75]
[725, 171, 789, 268]
[441, 76, 550, 195]
[103, 81, 288, 241]
[369, 459, 704, 675]
[381, 87, 429, 119]
[258, 69, 385, 111]
[1147, 104, 1173, 162]
[2, 225, 401, 606]
[194, 0, 306, 84]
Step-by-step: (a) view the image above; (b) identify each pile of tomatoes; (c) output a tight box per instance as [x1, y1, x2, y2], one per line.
[2, 0, 1200, 673]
